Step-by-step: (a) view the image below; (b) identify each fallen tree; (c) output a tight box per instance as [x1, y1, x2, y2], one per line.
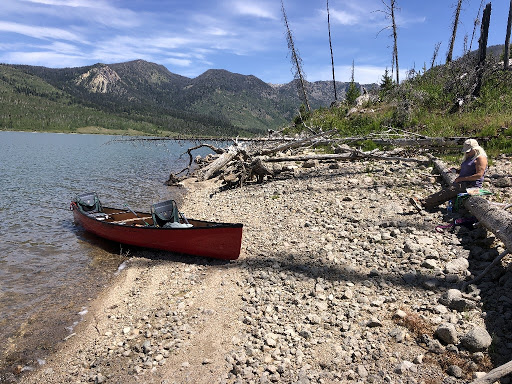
[263, 148, 428, 164]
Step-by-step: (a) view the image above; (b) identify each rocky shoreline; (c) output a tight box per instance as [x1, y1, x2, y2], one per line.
[18, 155, 512, 384]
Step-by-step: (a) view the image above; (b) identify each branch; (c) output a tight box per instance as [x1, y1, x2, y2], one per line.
[470, 359, 512, 384]
[463, 250, 510, 289]
[253, 129, 337, 156]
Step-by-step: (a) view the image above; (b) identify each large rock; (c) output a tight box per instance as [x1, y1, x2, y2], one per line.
[439, 289, 476, 312]
[444, 257, 469, 274]
[439, 289, 462, 306]
[435, 323, 458, 345]
[461, 327, 492, 352]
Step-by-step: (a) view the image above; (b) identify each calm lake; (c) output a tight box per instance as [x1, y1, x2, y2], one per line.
[0, 131, 215, 377]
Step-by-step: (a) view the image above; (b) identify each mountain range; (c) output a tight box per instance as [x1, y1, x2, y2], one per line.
[0, 60, 376, 136]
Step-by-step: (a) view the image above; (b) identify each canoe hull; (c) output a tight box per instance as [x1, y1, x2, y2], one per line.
[71, 205, 243, 260]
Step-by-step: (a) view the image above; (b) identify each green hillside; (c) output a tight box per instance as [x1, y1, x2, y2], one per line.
[0, 65, 160, 134]
[0, 60, 363, 137]
[287, 52, 512, 156]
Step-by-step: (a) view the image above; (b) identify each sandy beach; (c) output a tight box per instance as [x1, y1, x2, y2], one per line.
[18, 155, 512, 384]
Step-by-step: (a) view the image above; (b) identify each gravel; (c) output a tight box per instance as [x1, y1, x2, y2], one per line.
[18, 154, 512, 384]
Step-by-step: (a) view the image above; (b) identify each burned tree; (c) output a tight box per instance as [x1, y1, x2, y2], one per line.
[378, 0, 400, 83]
[327, 0, 338, 101]
[281, 0, 311, 112]
[431, 41, 442, 68]
[470, 0, 485, 52]
[473, 3, 491, 97]
[505, 0, 512, 70]
[446, 0, 464, 64]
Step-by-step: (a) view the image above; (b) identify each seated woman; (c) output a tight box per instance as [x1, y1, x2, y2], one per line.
[410, 139, 488, 211]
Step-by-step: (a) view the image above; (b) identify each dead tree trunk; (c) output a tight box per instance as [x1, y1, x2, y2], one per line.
[470, 359, 512, 384]
[447, 0, 464, 64]
[391, 0, 399, 83]
[254, 129, 336, 156]
[281, 0, 311, 112]
[199, 150, 238, 181]
[327, 0, 338, 101]
[473, 3, 492, 97]
[263, 151, 428, 164]
[431, 42, 441, 68]
[504, 0, 512, 70]
[378, 0, 400, 83]
[470, 0, 485, 52]
[465, 198, 512, 252]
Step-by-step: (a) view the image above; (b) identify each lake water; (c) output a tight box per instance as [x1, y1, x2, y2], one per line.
[0, 131, 214, 378]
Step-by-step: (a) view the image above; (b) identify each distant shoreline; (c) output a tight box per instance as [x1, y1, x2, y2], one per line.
[0, 128, 242, 140]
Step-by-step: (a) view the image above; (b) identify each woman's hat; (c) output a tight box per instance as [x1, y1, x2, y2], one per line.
[462, 139, 479, 153]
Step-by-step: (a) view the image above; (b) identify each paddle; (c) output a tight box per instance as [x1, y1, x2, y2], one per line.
[124, 204, 150, 226]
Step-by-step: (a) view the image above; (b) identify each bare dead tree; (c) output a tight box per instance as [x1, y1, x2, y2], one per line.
[477, 3, 492, 66]
[327, 0, 338, 101]
[281, 0, 311, 112]
[431, 41, 442, 68]
[473, 3, 492, 97]
[463, 33, 468, 55]
[377, 0, 400, 83]
[470, 0, 485, 52]
[446, 0, 464, 63]
[390, 0, 399, 83]
[504, 0, 512, 70]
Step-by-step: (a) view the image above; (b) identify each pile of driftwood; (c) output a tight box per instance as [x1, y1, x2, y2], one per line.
[166, 128, 509, 189]
[166, 129, 429, 188]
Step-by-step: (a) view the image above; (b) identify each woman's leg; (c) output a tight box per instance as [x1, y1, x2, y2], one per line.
[422, 183, 466, 209]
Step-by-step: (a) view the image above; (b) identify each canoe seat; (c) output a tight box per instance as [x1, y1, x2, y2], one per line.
[75, 192, 102, 213]
[151, 200, 180, 227]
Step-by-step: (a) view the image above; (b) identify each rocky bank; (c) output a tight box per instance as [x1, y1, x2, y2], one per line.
[18, 155, 512, 384]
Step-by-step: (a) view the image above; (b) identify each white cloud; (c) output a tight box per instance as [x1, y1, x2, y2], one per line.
[329, 9, 360, 25]
[0, 21, 83, 42]
[22, 0, 98, 6]
[0, 51, 87, 67]
[229, 1, 278, 19]
[163, 58, 192, 67]
[17, 0, 141, 29]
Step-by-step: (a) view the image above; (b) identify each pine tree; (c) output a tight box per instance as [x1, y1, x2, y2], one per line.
[345, 60, 361, 105]
[380, 68, 394, 96]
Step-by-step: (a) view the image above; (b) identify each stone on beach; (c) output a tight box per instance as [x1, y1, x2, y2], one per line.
[18, 156, 512, 384]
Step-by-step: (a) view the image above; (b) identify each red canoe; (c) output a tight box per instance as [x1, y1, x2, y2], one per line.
[71, 193, 243, 260]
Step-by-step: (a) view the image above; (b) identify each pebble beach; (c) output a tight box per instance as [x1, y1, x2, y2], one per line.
[18, 154, 512, 384]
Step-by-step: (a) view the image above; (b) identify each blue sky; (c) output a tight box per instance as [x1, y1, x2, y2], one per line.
[0, 0, 510, 84]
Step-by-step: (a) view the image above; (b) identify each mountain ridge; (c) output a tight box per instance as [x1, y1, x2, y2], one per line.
[1, 59, 376, 136]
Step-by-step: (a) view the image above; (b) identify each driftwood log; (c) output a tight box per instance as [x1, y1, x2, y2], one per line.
[198, 147, 244, 181]
[263, 150, 428, 164]
[469, 358, 512, 384]
[253, 129, 337, 156]
[463, 250, 510, 288]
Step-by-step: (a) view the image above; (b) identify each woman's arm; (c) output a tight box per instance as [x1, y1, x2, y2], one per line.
[454, 156, 488, 183]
